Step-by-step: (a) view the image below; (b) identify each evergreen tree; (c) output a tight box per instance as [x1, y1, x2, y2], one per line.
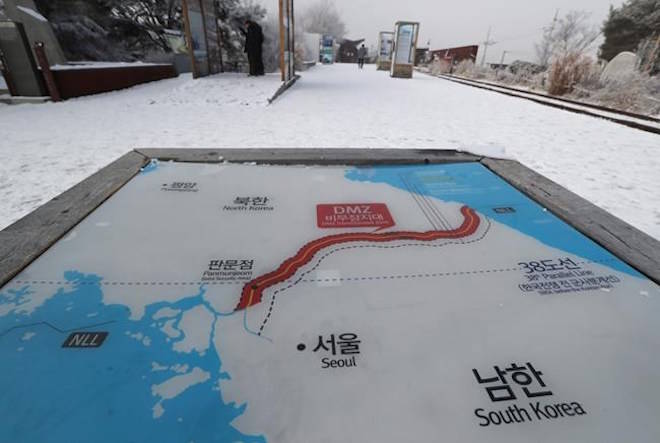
[33, 0, 165, 61]
[215, 0, 267, 70]
[30, 0, 267, 64]
[600, 0, 660, 61]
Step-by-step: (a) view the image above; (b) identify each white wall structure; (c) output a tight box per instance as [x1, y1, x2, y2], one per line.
[302, 32, 320, 66]
[4, 0, 66, 65]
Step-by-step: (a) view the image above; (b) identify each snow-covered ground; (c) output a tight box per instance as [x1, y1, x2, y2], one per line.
[0, 64, 658, 239]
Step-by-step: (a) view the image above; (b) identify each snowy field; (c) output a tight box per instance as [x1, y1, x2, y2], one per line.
[0, 64, 658, 239]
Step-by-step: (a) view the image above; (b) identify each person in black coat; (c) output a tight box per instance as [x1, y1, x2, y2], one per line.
[243, 19, 265, 76]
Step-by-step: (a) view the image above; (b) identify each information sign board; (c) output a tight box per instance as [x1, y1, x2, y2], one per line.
[377, 31, 394, 70]
[390, 21, 419, 78]
[182, 0, 222, 78]
[320, 35, 334, 64]
[201, 0, 223, 74]
[394, 24, 414, 64]
[1, 155, 659, 442]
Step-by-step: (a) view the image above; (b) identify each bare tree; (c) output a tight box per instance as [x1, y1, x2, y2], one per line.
[300, 0, 346, 40]
[544, 11, 601, 96]
[553, 11, 600, 56]
[534, 24, 555, 68]
[535, 10, 600, 67]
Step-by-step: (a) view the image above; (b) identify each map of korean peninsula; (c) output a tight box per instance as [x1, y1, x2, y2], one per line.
[1, 161, 658, 443]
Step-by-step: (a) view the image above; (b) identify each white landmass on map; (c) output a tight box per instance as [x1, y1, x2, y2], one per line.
[151, 367, 210, 418]
[173, 305, 214, 354]
[213, 219, 657, 442]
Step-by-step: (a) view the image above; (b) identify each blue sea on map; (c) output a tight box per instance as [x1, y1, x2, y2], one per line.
[346, 163, 641, 277]
[0, 271, 265, 443]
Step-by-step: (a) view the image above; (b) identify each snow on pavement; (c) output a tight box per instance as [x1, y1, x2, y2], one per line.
[0, 64, 658, 240]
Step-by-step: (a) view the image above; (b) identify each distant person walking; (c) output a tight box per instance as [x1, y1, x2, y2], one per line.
[243, 19, 264, 76]
[357, 44, 367, 69]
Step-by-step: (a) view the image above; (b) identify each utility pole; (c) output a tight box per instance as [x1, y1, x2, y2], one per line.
[426, 39, 432, 63]
[480, 26, 497, 67]
[499, 50, 508, 67]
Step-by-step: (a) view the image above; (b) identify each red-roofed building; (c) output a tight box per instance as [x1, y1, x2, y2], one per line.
[430, 45, 479, 64]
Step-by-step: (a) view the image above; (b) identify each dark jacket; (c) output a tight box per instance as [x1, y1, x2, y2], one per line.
[244, 21, 264, 54]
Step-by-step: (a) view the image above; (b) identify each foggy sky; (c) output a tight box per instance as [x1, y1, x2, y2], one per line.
[259, 0, 625, 63]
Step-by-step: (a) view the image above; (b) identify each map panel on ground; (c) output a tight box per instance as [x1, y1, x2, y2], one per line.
[1, 161, 659, 442]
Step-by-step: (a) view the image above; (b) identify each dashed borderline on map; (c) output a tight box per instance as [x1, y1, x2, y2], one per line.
[0, 320, 116, 339]
[255, 217, 493, 336]
[9, 256, 621, 290]
[10, 280, 246, 286]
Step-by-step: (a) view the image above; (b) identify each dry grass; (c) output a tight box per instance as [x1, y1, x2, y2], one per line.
[436, 55, 660, 116]
[547, 53, 594, 96]
[574, 73, 660, 115]
[429, 59, 451, 75]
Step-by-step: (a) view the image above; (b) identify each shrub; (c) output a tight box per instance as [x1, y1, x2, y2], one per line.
[547, 52, 594, 95]
[452, 60, 496, 80]
[429, 59, 451, 75]
[588, 73, 660, 114]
